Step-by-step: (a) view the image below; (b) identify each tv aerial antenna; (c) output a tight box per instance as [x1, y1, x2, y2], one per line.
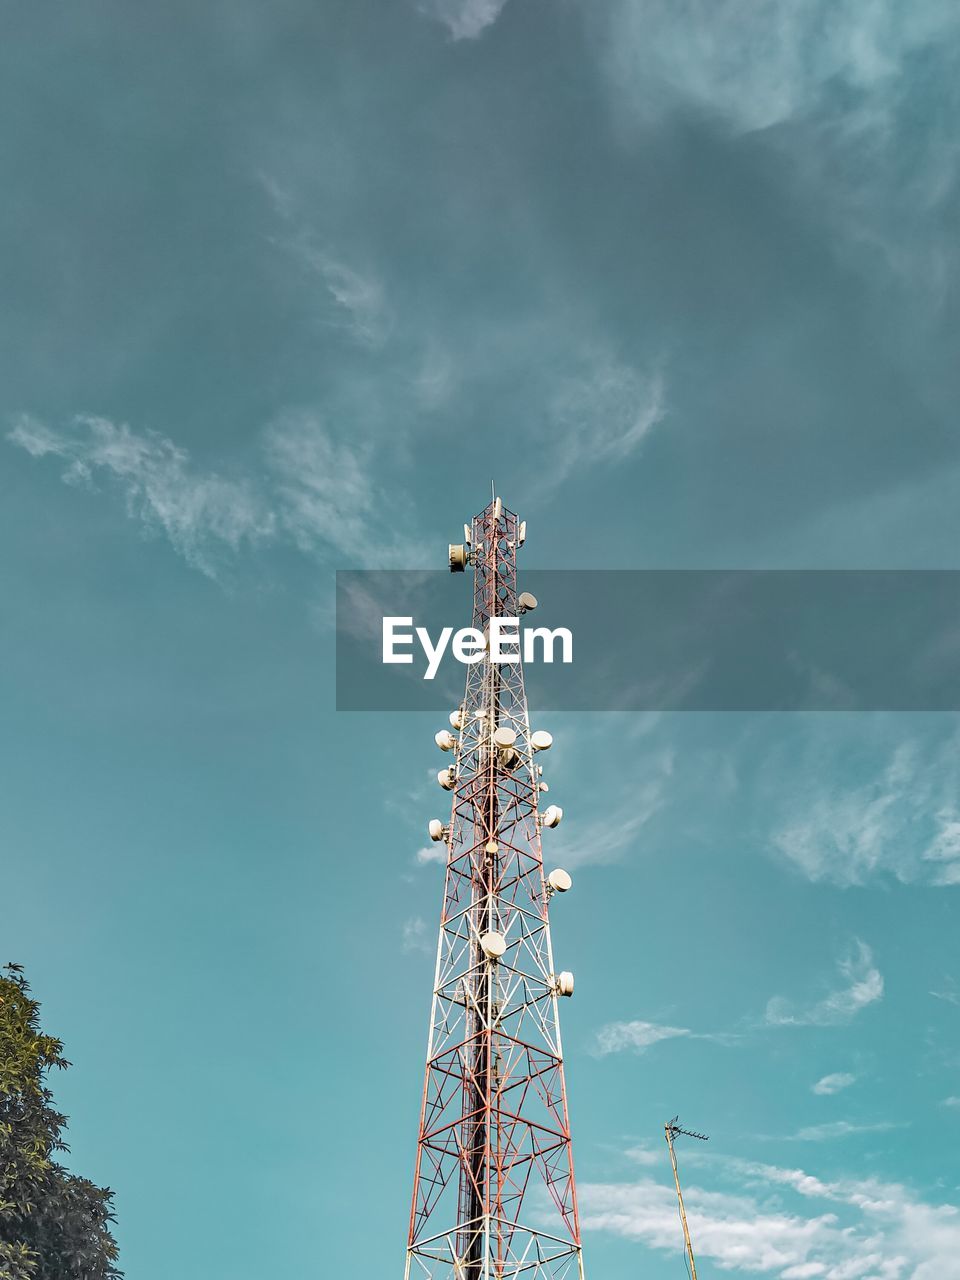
[664, 1116, 709, 1280]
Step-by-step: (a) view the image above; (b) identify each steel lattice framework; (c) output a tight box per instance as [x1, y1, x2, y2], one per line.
[405, 497, 584, 1280]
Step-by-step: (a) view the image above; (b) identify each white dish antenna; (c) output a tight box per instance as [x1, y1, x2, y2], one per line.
[531, 730, 553, 752]
[518, 520, 526, 546]
[493, 726, 517, 750]
[435, 729, 457, 752]
[555, 971, 574, 997]
[547, 868, 572, 894]
[518, 591, 538, 614]
[449, 708, 465, 729]
[438, 767, 456, 791]
[480, 931, 507, 960]
[541, 805, 563, 829]
[428, 819, 447, 842]
[448, 543, 468, 573]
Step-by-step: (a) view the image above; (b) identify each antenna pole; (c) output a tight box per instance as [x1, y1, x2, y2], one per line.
[664, 1119, 707, 1280]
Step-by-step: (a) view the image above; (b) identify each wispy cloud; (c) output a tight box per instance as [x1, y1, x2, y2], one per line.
[773, 743, 914, 886]
[7, 413, 275, 579]
[260, 177, 671, 499]
[589, 1018, 735, 1058]
[416, 0, 510, 41]
[548, 746, 673, 870]
[386, 768, 440, 818]
[8, 411, 428, 580]
[581, 1155, 960, 1278]
[260, 186, 390, 349]
[599, 2, 960, 303]
[545, 353, 666, 487]
[582, 1177, 857, 1278]
[765, 940, 883, 1028]
[289, 248, 390, 347]
[318, 257, 388, 346]
[401, 915, 434, 955]
[790, 1119, 902, 1142]
[602, 1, 957, 133]
[811, 1072, 857, 1096]
[264, 411, 390, 563]
[411, 341, 457, 410]
[943, 1096, 960, 1110]
[414, 844, 446, 866]
[770, 735, 960, 888]
[624, 1143, 662, 1167]
[589, 1019, 691, 1057]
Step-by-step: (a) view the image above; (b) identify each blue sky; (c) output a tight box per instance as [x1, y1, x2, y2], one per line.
[2, 2, 960, 1277]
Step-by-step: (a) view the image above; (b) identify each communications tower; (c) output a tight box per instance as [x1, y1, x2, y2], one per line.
[405, 495, 584, 1280]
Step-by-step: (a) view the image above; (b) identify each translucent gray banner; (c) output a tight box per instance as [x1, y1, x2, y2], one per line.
[335, 570, 960, 711]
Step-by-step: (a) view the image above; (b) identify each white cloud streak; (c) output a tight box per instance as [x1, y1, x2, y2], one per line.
[929, 978, 960, 1007]
[417, 0, 510, 41]
[582, 1178, 869, 1278]
[600, 1, 960, 303]
[263, 411, 381, 561]
[260, 176, 390, 348]
[8, 414, 275, 579]
[624, 1143, 662, 1167]
[765, 940, 883, 1028]
[401, 915, 434, 954]
[318, 257, 387, 346]
[791, 1120, 901, 1142]
[812, 1072, 857, 1097]
[259, 177, 671, 496]
[546, 354, 666, 486]
[548, 746, 673, 870]
[603, 1, 958, 133]
[771, 737, 960, 888]
[8, 411, 427, 580]
[589, 1017, 736, 1058]
[590, 1019, 691, 1057]
[263, 197, 390, 350]
[415, 844, 446, 866]
[291, 248, 389, 347]
[581, 1155, 960, 1279]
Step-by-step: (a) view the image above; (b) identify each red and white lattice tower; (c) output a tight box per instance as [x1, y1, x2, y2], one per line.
[405, 495, 584, 1280]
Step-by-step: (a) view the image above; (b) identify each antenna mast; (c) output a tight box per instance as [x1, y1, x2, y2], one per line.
[664, 1117, 708, 1280]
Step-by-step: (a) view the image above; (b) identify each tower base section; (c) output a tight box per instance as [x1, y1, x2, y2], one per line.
[406, 1221, 584, 1280]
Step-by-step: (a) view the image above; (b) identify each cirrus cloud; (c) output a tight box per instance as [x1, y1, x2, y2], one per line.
[765, 940, 883, 1028]
[580, 1153, 960, 1279]
[812, 1072, 857, 1097]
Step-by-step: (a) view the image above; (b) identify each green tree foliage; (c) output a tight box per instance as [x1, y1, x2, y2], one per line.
[0, 965, 120, 1279]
